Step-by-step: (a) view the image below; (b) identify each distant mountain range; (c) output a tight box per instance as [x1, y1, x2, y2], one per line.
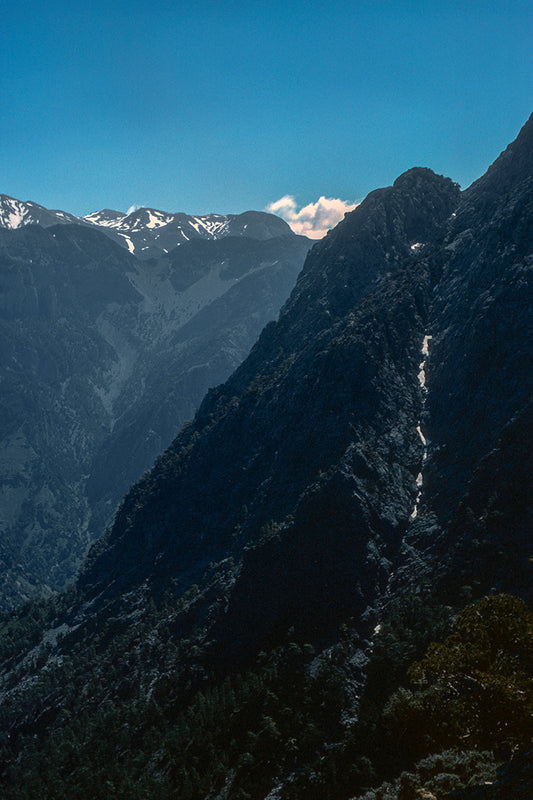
[0, 115, 531, 799]
[0, 194, 293, 258]
[0, 200, 311, 609]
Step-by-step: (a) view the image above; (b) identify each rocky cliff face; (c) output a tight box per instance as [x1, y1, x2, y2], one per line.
[0, 218, 310, 609]
[0, 116, 531, 799]
[419, 113, 533, 603]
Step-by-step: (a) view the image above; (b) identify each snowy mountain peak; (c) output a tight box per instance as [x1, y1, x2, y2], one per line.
[0, 195, 53, 229]
[81, 206, 293, 257]
[0, 195, 85, 230]
[82, 209, 127, 227]
[122, 208, 177, 232]
[0, 195, 32, 228]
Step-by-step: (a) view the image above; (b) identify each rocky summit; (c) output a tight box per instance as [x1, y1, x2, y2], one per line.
[0, 115, 531, 799]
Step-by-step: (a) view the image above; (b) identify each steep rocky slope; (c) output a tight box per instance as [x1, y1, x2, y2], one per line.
[0, 219, 310, 609]
[0, 116, 531, 799]
[424, 122, 533, 602]
[80, 168, 460, 628]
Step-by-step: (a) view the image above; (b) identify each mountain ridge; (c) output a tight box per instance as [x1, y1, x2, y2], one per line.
[0, 194, 295, 258]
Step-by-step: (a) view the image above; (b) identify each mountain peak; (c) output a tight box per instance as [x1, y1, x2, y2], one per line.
[0, 195, 81, 229]
[465, 110, 533, 198]
[495, 110, 533, 165]
[392, 166, 457, 191]
[225, 209, 293, 239]
[87, 208, 125, 218]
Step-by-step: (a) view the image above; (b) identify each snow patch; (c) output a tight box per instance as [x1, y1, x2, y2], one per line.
[417, 334, 432, 387]
[118, 233, 135, 253]
[416, 424, 426, 447]
[190, 215, 229, 238]
[410, 334, 432, 521]
[145, 210, 173, 229]
[0, 197, 29, 229]
[83, 211, 127, 228]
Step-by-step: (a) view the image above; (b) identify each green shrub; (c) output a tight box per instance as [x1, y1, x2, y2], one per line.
[384, 594, 533, 759]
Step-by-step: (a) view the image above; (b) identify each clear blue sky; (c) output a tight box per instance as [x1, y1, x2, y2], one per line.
[1, 0, 531, 220]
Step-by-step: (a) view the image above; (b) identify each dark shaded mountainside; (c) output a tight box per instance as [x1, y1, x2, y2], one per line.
[0, 116, 532, 799]
[0, 214, 311, 609]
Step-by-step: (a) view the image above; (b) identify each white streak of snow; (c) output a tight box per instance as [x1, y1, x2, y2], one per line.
[118, 233, 135, 253]
[145, 210, 172, 229]
[421, 334, 432, 357]
[410, 334, 432, 521]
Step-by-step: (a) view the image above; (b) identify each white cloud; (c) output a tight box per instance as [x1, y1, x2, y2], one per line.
[266, 195, 358, 239]
[126, 204, 140, 215]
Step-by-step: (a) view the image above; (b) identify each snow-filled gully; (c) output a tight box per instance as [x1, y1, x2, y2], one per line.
[369, 335, 433, 648]
[410, 334, 432, 520]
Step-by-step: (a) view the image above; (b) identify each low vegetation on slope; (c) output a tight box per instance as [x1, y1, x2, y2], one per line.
[0, 592, 530, 799]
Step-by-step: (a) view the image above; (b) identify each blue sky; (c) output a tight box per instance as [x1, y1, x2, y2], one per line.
[1, 0, 531, 234]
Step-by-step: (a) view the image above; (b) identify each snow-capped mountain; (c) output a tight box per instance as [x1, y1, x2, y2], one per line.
[0, 195, 294, 258]
[0, 194, 82, 230]
[82, 207, 233, 256]
[81, 208, 127, 227]
[83, 207, 294, 257]
[84, 207, 226, 234]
